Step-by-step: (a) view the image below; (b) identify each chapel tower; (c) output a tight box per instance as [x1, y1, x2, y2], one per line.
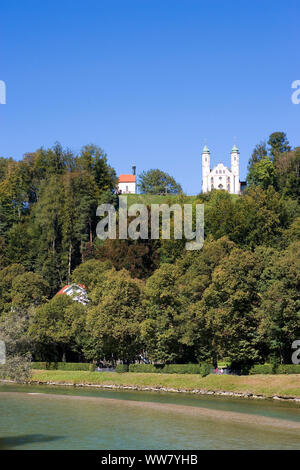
[230, 144, 240, 194]
[201, 145, 210, 193]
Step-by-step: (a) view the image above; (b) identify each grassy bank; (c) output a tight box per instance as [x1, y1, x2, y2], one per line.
[31, 370, 300, 399]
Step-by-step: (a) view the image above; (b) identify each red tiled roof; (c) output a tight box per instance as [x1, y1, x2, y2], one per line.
[118, 174, 136, 183]
[56, 285, 70, 295]
[56, 284, 86, 295]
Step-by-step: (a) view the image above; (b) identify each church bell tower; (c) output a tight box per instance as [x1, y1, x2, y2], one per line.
[202, 145, 210, 193]
[231, 144, 240, 194]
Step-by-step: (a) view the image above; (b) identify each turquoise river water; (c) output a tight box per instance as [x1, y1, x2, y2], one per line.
[1, 383, 300, 449]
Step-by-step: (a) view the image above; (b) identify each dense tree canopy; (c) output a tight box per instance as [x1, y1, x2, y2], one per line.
[0, 134, 299, 370]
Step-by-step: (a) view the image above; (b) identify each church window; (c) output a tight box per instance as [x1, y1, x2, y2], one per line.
[227, 184, 230, 191]
[216, 170, 218, 174]
[219, 176, 222, 180]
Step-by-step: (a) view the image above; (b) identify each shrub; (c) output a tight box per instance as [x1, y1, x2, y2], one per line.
[163, 364, 202, 374]
[129, 363, 213, 375]
[270, 355, 280, 374]
[129, 363, 159, 373]
[0, 355, 32, 382]
[249, 364, 273, 375]
[115, 364, 129, 373]
[277, 364, 300, 374]
[199, 362, 212, 377]
[249, 363, 300, 375]
[31, 362, 96, 371]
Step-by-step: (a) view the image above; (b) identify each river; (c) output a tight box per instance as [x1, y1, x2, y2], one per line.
[1, 383, 300, 449]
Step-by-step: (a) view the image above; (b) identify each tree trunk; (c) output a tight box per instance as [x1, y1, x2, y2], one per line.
[68, 241, 72, 283]
[89, 220, 93, 245]
[62, 349, 66, 362]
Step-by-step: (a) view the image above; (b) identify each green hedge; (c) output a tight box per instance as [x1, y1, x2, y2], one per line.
[31, 362, 96, 371]
[129, 364, 160, 373]
[129, 363, 212, 376]
[163, 364, 202, 374]
[115, 364, 129, 373]
[277, 364, 300, 374]
[249, 364, 273, 375]
[249, 364, 300, 375]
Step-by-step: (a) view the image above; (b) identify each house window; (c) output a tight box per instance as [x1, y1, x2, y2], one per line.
[227, 184, 230, 191]
[126, 185, 128, 192]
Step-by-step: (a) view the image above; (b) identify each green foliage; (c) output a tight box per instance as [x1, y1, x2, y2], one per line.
[258, 242, 300, 363]
[249, 364, 273, 375]
[31, 362, 96, 371]
[138, 169, 182, 194]
[198, 248, 265, 368]
[29, 294, 88, 362]
[129, 363, 213, 375]
[268, 132, 291, 161]
[115, 364, 129, 373]
[128, 364, 159, 373]
[275, 147, 300, 201]
[199, 362, 212, 377]
[163, 363, 207, 375]
[0, 135, 299, 371]
[71, 259, 113, 290]
[95, 238, 160, 279]
[277, 364, 300, 374]
[86, 270, 144, 362]
[248, 141, 268, 169]
[0, 355, 32, 382]
[249, 364, 300, 375]
[247, 158, 276, 190]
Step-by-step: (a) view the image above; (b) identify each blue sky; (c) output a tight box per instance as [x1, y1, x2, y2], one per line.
[1, 0, 299, 194]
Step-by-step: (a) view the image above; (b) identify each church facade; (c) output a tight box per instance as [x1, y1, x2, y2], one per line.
[202, 144, 241, 194]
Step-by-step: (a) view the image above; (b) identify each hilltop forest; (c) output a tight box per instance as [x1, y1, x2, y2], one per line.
[0, 132, 299, 369]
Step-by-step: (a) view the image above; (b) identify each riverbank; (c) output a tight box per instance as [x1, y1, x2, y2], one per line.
[28, 370, 300, 401]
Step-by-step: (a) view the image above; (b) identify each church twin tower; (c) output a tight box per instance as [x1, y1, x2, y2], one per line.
[202, 144, 241, 195]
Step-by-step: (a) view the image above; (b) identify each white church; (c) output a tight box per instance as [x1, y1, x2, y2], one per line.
[202, 144, 244, 194]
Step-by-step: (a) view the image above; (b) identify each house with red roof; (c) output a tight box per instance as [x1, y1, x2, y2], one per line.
[56, 284, 89, 305]
[118, 166, 137, 194]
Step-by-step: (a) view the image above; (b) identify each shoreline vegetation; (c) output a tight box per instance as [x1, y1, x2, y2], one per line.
[12, 370, 300, 402]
